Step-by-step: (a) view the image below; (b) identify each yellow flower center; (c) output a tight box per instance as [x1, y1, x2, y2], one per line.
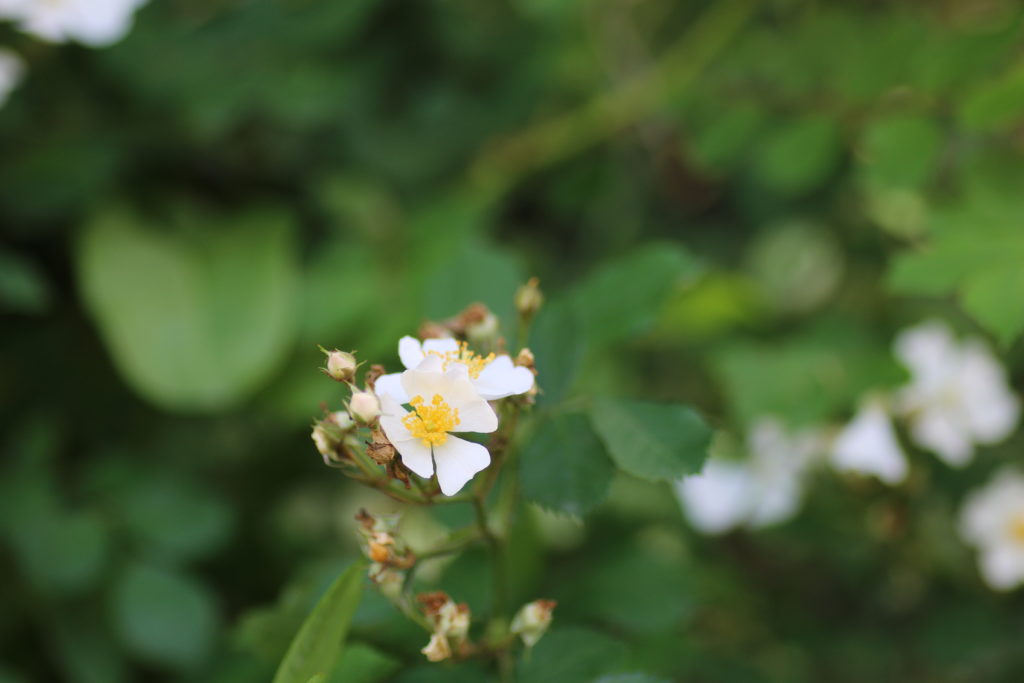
[427, 341, 495, 380]
[402, 394, 460, 447]
[1011, 514, 1024, 545]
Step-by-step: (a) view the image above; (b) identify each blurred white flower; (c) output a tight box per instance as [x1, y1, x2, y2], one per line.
[375, 335, 533, 402]
[959, 468, 1024, 591]
[894, 320, 1019, 467]
[0, 49, 24, 108]
[0, 0, 149, 47]
[831, 398, 908, 485]
[677, 419, 822, 534]
[378, 355, 497, 496]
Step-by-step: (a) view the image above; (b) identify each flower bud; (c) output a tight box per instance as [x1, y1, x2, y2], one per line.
[510, 599, 556, 647]
[330, 410, 355, 431]
[515, 347, 535, 370]
[321, 348, 357, 382]
[349, 390, 381, 423]
[515, 277, 543, 319]
[311, 424, 334, 459]
[421, 633, 451, 662]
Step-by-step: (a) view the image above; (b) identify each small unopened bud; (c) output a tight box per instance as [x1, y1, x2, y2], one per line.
[349, 390, 381, 423]
[418, 321, 449, 340]
[311, 424, 334, 458]
[374, 567, 404, 600]
[330, 411, 355, 431]
[421, 633, 451, 662]
[510, 599, 556, 647]
[515, 277, 543, 319]
[321, 348, 357, 382]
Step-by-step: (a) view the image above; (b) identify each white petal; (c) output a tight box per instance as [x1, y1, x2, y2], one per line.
[959, 469, 1024, 547]
[831, 402, 908, 485]
[893, 320, 958, 386]
[422, 337, 459, 355]
[676, 459, 754, 535]
[454, 397, 498, 434]
[473, 355, 534, 400]
[978, 544, 1024, 591]
[960, 341, 1020, 444]
[395, 439, 434, 479]
[433, 436, 490, 496]
[374, 372, 409, 404]
[398, 336, 425, 370]
[910, 408, 974, 466]
[748, 474, 802, 528]
[378, 394, 413, 443]
[401, 356, 447, 399]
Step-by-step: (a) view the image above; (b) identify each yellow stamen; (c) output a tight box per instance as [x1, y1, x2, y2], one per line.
[1011, 514, 1024, 544]
[427, 341, 495, 379]
[402, 394, 460, 447]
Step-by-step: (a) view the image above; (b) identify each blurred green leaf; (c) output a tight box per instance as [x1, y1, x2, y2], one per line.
[958, 62, 1024, 132]
[517, 627, 628, 683]
[529, 296, 585, 404]
[590, 398, 711, 482]
[50, 614, 127, 683]
[520, 413, 613, 517]
[858, 115, 942, 189]
[889, 197, 1024, 345]
[327, 642, 400, 683]
[594, 675, 671, 683]
[423, 239, 524, 334]
[15, 512, 109, 596]
[76, 206, 300, 412]
[273, 562, 365, 683]
[752, 117, 842, 196]
[571, 244, 701, 347]
[111, 563, 219, 671]
[0, 248, 51, 314]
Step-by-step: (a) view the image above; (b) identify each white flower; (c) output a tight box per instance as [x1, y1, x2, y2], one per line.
[0, 49, 24, 108]
[510, 599, 555, 647]
[375, 336, 533, 403]
[378, 355, 498, 496]
[959, 468, 1024, 591]
[420, 632, 451, 662]
[894, 320, 1019, 467]
[831, 399, 908, 485]
[676, 419, 822, 534]
[0, 0, 149, 47]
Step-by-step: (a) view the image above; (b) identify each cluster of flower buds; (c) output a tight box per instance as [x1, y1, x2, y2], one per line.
[510, 599, 556, 647]
[355, 509, 415, 599]
[310, 410, 357, 466]
[417, 591, 472, 662]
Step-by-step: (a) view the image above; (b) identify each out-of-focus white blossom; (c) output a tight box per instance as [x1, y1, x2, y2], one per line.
[831, 398, 908, 485]
[0, 49, 24, 108]
[959, 468, 1024, 591]
[894, 320, 1019, 467]
[0, 0, 149, 47]
[676, 419, 823, 535]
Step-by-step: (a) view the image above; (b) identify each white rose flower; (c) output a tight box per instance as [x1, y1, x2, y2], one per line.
[831, 398, 909, 485]
[0, 0, 149, 47]
[959, 468, 1024, 591]
[894, 320, 1019, 467]
[677, 419, 822, 534]
[378, 355, 498, 496]
[375, 335, 533, 403]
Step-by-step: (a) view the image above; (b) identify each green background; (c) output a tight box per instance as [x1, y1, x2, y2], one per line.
[3, 0, 1024, 681]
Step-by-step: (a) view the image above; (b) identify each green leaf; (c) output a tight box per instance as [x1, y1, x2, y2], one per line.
[520, 414, 614, 516]
[958, 63, 1024, 133]
[589, 398, 711, 482]
[752, 116, 842, 196]
[111, 563, 219, 671]
[273, 562, 365, 683]
[529, 297, 585, 404]
[16, 512, 110, 596]
[594, 675, 672, 683]
[76, 206, 300, 412]
[517, 627, 628, 683]
[327, 642, 400, 683]
[858, 115, 942, 189]
[571, 243, 701, 347]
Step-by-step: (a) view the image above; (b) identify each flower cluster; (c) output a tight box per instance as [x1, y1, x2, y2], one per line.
[417, 591, 471, 662]
[677, 319, 1024, 592]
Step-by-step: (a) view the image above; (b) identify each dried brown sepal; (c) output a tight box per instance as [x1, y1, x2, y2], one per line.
[366, 427, 397, 465]
[364, 363, 387, 390]
[417, 591, 452, 617]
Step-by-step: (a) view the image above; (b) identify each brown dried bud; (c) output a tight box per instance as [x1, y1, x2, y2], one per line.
[515, 347, 535, 371]
[366, 427, 396, 465]
[363, 364, 387, 390]
[418, 320, 449, 340]
[417, 591, 451, 617]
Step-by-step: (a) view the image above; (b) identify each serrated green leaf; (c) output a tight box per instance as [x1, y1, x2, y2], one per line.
[76, 206, 299, 412]
[589, 398, 711, 482]
[520, 413, 614, 516]
[273, 562, 365, 683]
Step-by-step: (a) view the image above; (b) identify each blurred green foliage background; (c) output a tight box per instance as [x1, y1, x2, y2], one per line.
[3, 0, 1024, 681]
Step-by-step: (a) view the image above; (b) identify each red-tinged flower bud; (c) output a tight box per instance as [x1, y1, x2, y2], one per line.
[321, 348, 357, 382]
